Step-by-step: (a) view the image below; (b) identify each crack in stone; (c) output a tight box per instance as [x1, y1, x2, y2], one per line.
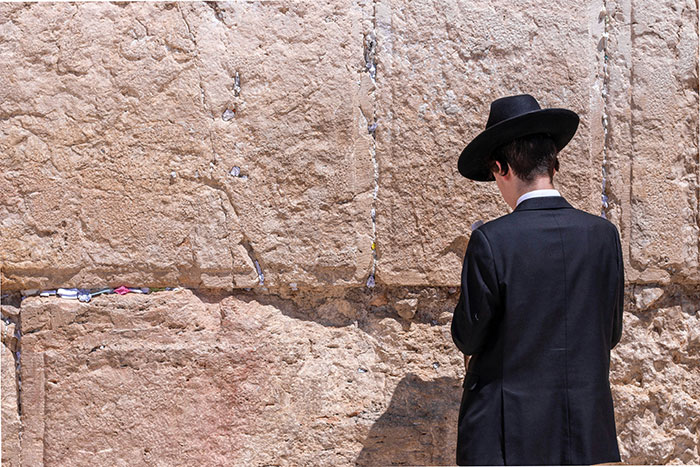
[178, 171, 263, 288]
[601, 2, 611, 219]
[364, 1, 379, 288]
[204, 1, 225, 23]
[8, 329, 22, 422]
[215, 191, 238, 289]
[175, 4, 254, 288]
[364, 32, 377, 83]
[178, 5, 208, 113]
[233, 71, 241, 97]
[240, 236, 264, 286]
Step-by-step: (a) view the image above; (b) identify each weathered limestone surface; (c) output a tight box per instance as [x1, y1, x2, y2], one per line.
[10, 286, 700, 466]
[0, 0, 698, 466]
[611, 286, 700, 464]
[374, 0, 606, 286]
[604, 0, 699, 284]
[1, 0, 696, 289]
[1, 304, 21, 467]
[0, 2, 374, 292]
[17, 288, 464, 466]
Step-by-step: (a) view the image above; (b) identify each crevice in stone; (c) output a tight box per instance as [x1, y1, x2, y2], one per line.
[15, 334, 21, 415]
[240, 236, 264, 287]
[367, 143, 379, 289]
[6, 282, 692, 332]
[204, 1, 225, 23]
[233, 71, 241, 97]
[364, 32, 377, 84]
[364, 1, 379, 289]
[600, 1, 611, 219]
[215, 190, 238, 289]
[627, 0, 637, 265]
[177, 4, 208, 113]
[15, 337, 22, 451]
[176, 170, 260, 288]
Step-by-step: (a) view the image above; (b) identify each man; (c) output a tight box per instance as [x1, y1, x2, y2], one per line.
[451, 94, 624, 465]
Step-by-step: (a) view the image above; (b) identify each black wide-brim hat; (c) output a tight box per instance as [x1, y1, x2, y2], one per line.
[458, 94, 580, 181]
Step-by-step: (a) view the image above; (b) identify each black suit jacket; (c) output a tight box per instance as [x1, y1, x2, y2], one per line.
[451, 196, 624, 465]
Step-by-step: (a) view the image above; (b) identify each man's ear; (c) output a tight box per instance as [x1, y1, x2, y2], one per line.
[492, 160, 502, 175]
[493, 160, 509, 178]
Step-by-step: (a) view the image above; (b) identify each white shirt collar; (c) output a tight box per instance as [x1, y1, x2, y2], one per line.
[516, 189, 562, 207]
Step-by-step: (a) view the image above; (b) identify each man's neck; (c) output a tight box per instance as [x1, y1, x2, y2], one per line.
[514, 178, 555, 201]
[505, 177, 557, 210]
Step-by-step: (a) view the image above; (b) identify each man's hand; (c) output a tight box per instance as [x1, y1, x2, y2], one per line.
[464, 354, 477, 373]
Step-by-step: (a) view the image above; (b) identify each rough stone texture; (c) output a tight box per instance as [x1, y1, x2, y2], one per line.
[17, 288, 464, 466]
[611, 286, 700, 464]
[1, 0, 696, 290]
[604, 0, 699, 284]
[0, 0, 698, 466]
[0, 1, 375, 292]
[1, 306, 21, 467]
[374, 0, 606, 286]
[602, 7, 700, 459]
[10, 286, 700, 466]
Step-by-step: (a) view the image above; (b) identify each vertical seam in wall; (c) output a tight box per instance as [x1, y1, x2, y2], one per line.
[1, 272, 24, 447]
[696, 3, 700, 273]
[628, 0, 637, 271]
[601, 0, 611, 219]
[365, 0, 379, 288]
[42, 352, 47, 464]
[16, 328, 22, 418]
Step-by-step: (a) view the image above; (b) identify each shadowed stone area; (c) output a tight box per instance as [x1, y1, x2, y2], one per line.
[356, 374, 461, 466]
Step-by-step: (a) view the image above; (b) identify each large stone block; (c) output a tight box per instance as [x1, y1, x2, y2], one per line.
[373, 0, 606, 286]
[0, 2, 374, 292]
[17, 288, 464, 465]
[604, 0, 699, 284]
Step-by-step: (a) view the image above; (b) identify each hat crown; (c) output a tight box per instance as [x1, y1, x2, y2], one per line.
[485, 94, 541, 129]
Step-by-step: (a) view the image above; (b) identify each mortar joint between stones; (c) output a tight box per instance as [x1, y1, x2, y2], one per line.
[600, 0, 612, 219]
[365, 1, 379, 288]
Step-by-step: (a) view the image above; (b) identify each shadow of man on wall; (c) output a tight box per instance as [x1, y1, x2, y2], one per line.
[356, 373, 462, 466]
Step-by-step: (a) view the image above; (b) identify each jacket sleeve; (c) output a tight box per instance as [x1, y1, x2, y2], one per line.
[451, 228, 501, 355]
[611, 226, 624, 349]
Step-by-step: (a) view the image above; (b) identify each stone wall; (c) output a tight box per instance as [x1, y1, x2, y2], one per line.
[1, 1, 697, 465]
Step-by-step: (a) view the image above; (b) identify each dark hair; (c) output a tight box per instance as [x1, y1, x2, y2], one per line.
[488, 133, 560, 182]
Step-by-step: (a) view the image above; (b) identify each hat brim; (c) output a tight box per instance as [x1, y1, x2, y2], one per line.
[458, 108, 580, 181]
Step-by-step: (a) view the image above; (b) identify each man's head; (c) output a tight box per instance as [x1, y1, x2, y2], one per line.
[457, 94, 579, 183]
[487, 133, 560, 209]
[488, 133, 559, 182]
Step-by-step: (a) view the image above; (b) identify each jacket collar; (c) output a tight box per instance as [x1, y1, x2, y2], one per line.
[513, 195, 573, 212]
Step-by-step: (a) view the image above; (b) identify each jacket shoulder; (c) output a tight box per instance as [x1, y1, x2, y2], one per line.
[474, 205, 621, 238]
[473, 211, 518, 237]
[567, 208, 621, 236]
